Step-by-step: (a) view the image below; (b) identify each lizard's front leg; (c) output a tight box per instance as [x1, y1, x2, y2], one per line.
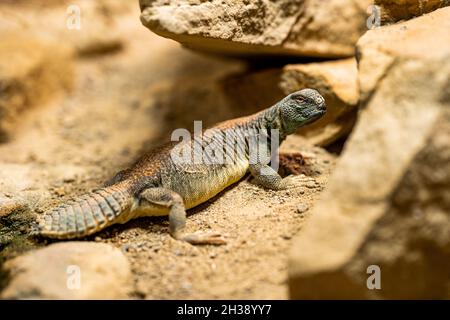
[249, 163, 314, 190]
[138, 188, 226, 245]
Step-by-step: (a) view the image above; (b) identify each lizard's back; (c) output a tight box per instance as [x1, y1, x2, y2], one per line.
[121, 113, 262, 208]
[36, 118, 255, 239]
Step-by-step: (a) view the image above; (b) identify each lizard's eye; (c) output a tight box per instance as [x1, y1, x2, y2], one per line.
[292, 95, 306, 103]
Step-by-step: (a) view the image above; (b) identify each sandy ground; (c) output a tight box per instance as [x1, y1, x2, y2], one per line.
[0, 1, 336, 299]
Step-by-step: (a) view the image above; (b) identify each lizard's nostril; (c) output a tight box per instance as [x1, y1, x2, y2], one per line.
[318, 102, 326, 111]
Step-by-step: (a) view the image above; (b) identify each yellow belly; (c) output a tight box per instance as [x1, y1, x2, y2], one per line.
[130, 162, 249, 217]
[173, 162, 249, 209]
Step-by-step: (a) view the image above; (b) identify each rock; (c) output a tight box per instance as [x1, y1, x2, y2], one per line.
[76, 36, 124, 58]
[289, 7, 450, 299]
[0, 195, 26, 217]
[305, 181, 316, 189]
[222, 59, 359, 146]
[375, 0, 450, 23]
[296, 203, 309, 214]
[1, 242, 132, 299]
[140, 0, 372, 58]
[0, 34, 74, 141]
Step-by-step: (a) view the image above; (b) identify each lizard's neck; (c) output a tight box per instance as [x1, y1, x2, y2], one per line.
[249, 104, 288, 142]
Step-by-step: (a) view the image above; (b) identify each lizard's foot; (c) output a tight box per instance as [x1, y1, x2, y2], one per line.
[180, 231, 227, 245]
[249, 163, 316, 190]
[138, 188, 227, 245]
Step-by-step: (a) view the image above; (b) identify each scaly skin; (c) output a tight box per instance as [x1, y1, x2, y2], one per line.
[35, 89, 326, 245]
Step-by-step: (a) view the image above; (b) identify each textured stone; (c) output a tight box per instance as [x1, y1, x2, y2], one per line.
[140, 0, 372, 58]
[296, 203, 309, 214]
[0, 195, 25, 217]
[1, 242, 132, 299]
[289, 7, 450, 299]
[375, 0, 450, 23]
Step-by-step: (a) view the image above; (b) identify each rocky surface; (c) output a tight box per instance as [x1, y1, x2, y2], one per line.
[2, 0, 448, 301]
[0, 195, 26, 218]
[0, 34, 73, 141]
[140, 0, 372, 58]
[375, 0, 450, 23]
[1, 242, 132, 299]
[289, 7, 450, 299]
[0, 1, 335, 299]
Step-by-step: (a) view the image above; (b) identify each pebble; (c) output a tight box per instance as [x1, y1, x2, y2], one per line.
[53, 186, 66, 196]
[305, 181, 317, 189]
[0, 198, 25, 217]
[121, 244, 131, 252]
[296, 203, 309, 214]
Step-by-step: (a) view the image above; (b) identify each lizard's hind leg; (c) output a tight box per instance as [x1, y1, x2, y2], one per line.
[138, 188, 226, 245]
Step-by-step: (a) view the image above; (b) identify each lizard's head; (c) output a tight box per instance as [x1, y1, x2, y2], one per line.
[278, 89, 326, 134]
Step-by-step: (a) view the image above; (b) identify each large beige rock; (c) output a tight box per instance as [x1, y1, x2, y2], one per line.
[375, 0, 450, 23]
[283, 59, 358, 145]
[140, 0, 372, 58]
[289, 7, 450, 299]
[0, 34, 73, 141]
[223, 59, 359, 146]
[1, 242, 132, 299]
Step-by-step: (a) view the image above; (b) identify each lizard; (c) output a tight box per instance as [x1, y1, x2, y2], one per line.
[35, 89, 326, 245]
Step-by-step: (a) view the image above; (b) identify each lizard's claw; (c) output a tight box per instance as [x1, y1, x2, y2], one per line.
[182, 231, 227, 245]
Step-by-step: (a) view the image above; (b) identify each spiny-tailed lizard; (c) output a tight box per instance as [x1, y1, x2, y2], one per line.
[35, 89, 326, 245]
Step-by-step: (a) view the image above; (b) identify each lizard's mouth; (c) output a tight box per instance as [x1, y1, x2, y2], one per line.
[304, 102, 327, 122]
[317, 101, 327, 113]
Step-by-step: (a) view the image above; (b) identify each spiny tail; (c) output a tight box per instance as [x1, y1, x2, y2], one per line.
[35, 184, 135, 239]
